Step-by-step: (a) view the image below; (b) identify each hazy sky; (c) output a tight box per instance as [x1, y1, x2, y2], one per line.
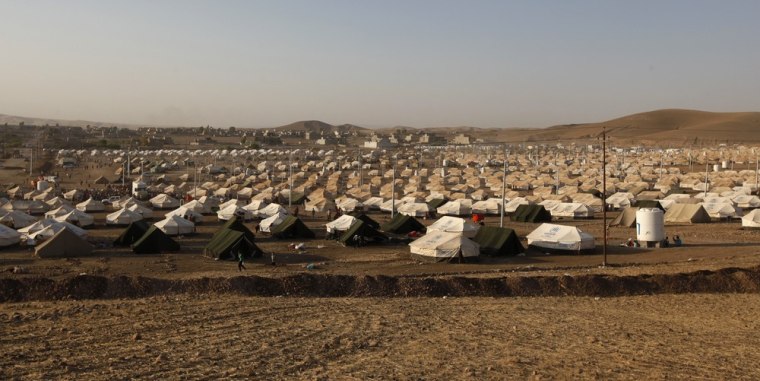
[2, 1, 759, 128]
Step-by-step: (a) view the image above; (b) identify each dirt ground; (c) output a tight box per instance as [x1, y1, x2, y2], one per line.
[2, 294, 759, 380]
[5, 156, 760, 379]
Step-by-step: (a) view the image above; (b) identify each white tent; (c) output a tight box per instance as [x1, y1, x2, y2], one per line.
[304, 198, 336, 213]
[0, 210, 38, 228]
[426, 216, 480, 238]
[0, 223, 21, 247]
[127, 203, 154, 219]
[471, 199, 502, 215]
[53, 210, 95, 228]
[244, 199, 268, 212]
[106, 208, 144, 225]
[218, 198, 246, 210]
[550, 203, 592, 218]
[733, 195, 760, 209]
[436, 201, 472, 216]
[165, 206, 203, 222]
[259, 212, 289, 233]
[741, 209, 760, 228]
[606, 192, 634, 210]
[44, 204, 76, 219]
[379, 199, 405, 213]
[113, 196, 144, 209]
[701, 202, 740, 219]
[336, 198, 363, 213]
[398, 202, 432, 217]
[76, 197, 105, 212]
[325, 215, 359, 234]
[526, 223, 595, 252]
[217, 204, 255, 221]
[154, 215, 195, 236]
[408, 231, 480, 262]
[150, 194, 180, 209]
[503, 197, 530, 213]
[27, 221, 88, 241]
[257, 203, 288, 218]
[363, 197, 384, 210]
[181, 199, 211, 214]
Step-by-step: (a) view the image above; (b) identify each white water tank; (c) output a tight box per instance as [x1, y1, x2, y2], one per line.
[722, 160, 729, 169]
[713, 164, 720, 172]
[36, 180, 49, 191]
[636, 208, 665, 243]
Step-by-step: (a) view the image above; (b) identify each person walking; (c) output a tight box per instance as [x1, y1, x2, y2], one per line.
[237, 250, 246, 271]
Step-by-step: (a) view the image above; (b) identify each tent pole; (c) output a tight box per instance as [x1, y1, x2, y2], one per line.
[500, 149, 507, 228]
[602, 127, 608, 267]
[391, 156, 396, 219]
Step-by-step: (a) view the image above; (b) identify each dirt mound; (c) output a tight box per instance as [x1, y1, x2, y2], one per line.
[2, 266, 760, 302]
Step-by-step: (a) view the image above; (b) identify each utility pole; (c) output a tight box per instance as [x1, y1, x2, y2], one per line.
[288, 151, 293, 208]
[391, 155, 396, 219]
[602, 127, 608, 267]
[358, 152, 363, 188]
[500, 149, 508, 228]
[755, 154, 758, 195]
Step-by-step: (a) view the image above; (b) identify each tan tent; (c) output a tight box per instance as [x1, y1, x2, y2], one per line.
[609, 207, 638, 227]
[664, 204, 711, 224]
[35, 228, 93, 258]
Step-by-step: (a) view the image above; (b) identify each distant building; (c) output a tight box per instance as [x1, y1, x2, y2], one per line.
[364, 135, 395, 149]
[419, 133, 446, 145]
[451, 134, 471, 145]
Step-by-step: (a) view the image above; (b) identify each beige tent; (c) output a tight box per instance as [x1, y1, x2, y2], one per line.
[609, 207, 638, 227]
[35, 228, 93, 258]
[664, 204, 711, 224]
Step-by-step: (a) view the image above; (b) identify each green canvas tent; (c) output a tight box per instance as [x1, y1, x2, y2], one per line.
[511, 204, 552, 223]
[347, 212, 380, 229]
[270, 216, 315, 239]
[380, 214, 427, 234]
[338, 220, 388, 246]
[204, 228, 262, 260]
[472, 226, 524, 256]
[113, 220, 151, 247]
[131, 226, 180, 254]
[215, 216, 257, 243]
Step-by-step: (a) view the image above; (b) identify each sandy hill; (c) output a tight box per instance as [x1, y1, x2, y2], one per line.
[516, 109, 760, 144]
[0, 113, 136, 128]
[274, 120, 369, 135]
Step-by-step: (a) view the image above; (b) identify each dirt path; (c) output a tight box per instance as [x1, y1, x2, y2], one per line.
[2, 294, 759, 380]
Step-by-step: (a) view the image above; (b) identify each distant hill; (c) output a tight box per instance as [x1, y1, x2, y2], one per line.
[514, 109, 760, 143]
[4, 108, 760, 144]
[0, 113, 137, 128]
[274, 120, 369, 135]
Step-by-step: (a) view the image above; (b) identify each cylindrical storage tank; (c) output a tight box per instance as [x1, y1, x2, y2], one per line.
[713, 164, 720, 172]
[636, 208, 665, 243]
[36, 180, 49, 191]
[722, 160, 728, 169]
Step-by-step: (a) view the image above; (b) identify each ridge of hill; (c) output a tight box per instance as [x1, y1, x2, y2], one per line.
[3, 108, 760, 143]
[273, 120, 370, 135]
[518, 109, 760, 143]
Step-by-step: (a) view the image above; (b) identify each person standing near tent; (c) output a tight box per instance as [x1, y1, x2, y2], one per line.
[237, 250, 246, 271]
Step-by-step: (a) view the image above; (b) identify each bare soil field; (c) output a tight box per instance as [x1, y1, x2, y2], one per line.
[4, 154, 760, 379]
[2, 294, 760, 380]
